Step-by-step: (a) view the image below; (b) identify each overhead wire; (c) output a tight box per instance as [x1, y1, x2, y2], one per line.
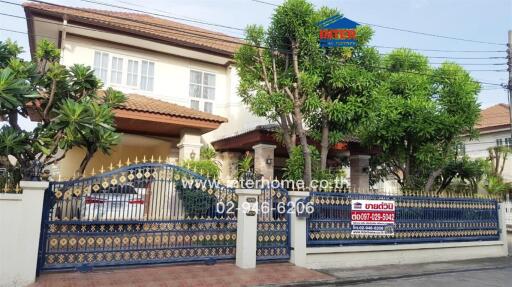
[0, 0, 506, 87]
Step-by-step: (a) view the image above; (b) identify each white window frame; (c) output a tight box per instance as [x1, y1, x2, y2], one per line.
[92, 50, 155, 91]
[93, 51, 109, 84]
[110, 56, 124, 85]
[140, 60, 155, 91]
[189, 69, 216, 113]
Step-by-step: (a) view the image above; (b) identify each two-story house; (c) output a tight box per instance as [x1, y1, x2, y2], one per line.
[464, 103, 512, 183]
[24, 2, 371, 190]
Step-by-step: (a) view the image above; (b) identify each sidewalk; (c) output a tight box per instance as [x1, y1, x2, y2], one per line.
[278, 257, 512, 286]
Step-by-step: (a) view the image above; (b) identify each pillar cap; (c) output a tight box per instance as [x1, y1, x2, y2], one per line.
[19, 181, 50, 189]
[288, 191, 310, 198]
[349, 154, 371, 160]
[236, 189, 262, 196]
[252, 144, 277, 150]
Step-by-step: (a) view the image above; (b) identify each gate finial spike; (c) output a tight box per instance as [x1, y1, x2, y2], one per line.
[117, 160, 122, 169]
[126, 157, 131, 166]
[143, 155, 147, 163]
[158, 156, 162, 163]
[134, 156, 139, 164]
[100, 165, 105, 174]
[91, 168, 96, 176]
[166, 156, 172, 164]
[15, 184, 21, 194]
[150, 155, 154, 163]
[3, 182, 9, 193]
[109, 162, 114, 171]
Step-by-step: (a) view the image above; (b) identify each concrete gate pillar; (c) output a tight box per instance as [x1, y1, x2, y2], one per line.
[235, 189, 261, 269]
[350, 155, 371, 192]
[0, 181, 49, 287]
[289, 191, 310, 267]
[252, 144, 276, 180]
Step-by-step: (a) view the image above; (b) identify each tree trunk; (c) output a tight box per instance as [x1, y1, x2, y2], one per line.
[279, 114, 295, 154]
[320, 117, 329, 171]
[293, 106, 312, 187]
[76, 149, 94, 178]
[424, 168, 443, 193]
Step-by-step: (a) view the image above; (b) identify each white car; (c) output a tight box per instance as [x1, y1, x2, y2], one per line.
[80, 184, 146, 221]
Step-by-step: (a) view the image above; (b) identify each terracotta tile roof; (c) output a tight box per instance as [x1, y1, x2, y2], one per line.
[476, 103, 510, 130]
[113, 92, 227, 123]
[23, 2, 243, 57]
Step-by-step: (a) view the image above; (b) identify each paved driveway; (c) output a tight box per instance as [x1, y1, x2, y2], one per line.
[31, 262, 333, 287]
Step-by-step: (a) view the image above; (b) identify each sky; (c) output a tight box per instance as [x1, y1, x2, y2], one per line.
[1, 0, 511, 111]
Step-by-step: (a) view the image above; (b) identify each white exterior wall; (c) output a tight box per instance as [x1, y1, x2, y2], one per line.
[464, 129, 512, 182]
[60, 34, 269, 145]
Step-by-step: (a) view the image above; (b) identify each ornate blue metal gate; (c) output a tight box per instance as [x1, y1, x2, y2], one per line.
[256, 186, 290, 261]
[38, 163, 237, 271]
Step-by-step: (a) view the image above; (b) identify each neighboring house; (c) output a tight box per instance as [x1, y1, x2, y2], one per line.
[23, 2, 370, 189]
[463, 103, 512, 183]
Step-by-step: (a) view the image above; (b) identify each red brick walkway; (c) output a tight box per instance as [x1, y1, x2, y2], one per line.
[31, 263, 333, 287]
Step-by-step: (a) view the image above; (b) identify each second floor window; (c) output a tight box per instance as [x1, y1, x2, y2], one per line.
[127, 60, 139, 87]
[189, 70, 215, 113]
[110, 57, 123, 84]
[93, 50, 154, 92]
[496, 138, 504, 146]
[93, 51, 109, 83]
[140, 60, 155, 91]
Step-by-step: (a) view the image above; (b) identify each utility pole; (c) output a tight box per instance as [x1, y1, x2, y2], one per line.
[508, 30, 512, 140]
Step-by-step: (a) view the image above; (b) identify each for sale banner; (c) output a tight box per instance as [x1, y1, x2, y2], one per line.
[351, 200, 395, 235]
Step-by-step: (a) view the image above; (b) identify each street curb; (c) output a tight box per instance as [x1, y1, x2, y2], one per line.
[269, 264, 512, 287]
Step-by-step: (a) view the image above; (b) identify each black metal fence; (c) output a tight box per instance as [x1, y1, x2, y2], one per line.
[307, 191, 500, 246]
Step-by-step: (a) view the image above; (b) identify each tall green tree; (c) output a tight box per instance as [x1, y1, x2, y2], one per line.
[0, 39, 126, 179]
[235, 0, 378, 183]
[360, 49, 481, 191]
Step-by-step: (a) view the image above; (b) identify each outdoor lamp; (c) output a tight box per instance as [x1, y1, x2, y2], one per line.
[266, 158, 273, 165]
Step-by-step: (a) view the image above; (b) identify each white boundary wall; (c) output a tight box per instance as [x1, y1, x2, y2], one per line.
[0, 182, 48, 287]
[291, 201, 509, 269]
[503, 200, 512, 226]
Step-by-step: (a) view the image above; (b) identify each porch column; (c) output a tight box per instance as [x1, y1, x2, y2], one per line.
[219, 151, 241, 181]
[252, 144, 276, 180]
[177, 130, 202, 161]
[350, 154, 370, 192]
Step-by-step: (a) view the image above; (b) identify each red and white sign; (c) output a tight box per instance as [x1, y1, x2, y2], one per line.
[351, 200, 395, 235]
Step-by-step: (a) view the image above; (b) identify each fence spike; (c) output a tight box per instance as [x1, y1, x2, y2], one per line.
[3, 182, 9, 193]
[91, 168, 96, 176]
[150, 155, 155, 163]
[126, 157, 131, 166]
[100, 165, 105, 174]
[109, 162, 114, 171]
[158, 156, 162, 163]
[15, 184, 21, 194]
[117, 160, 122, 169]
[134, 156, 139, 165]
[166, 156, 172, 164]
[143, 155, 147, 163]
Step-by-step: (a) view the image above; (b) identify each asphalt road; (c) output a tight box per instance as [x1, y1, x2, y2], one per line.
[345, 265, 511, 287]
[282, 257, 512, 287]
